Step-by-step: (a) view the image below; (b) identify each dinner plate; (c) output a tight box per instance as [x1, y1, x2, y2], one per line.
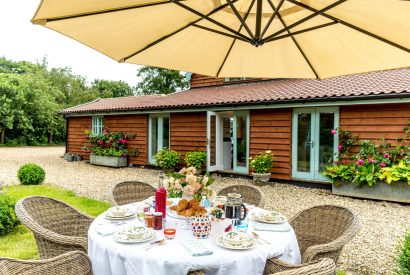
[216, 235, 256, 250]
[112, 229, 155, 244]
[252, 212, 286, 224]
[167, 209, 191, 220]
[104, 210, 136, 220]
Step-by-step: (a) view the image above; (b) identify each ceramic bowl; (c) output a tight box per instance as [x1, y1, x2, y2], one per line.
[222, 231, 250, 246]
[123, 226, 148, 239]
[110, 206, 128, 217]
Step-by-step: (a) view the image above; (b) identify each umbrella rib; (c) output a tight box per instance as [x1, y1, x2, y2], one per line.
[275, 10, 319, 78]
[260, 0, 286, 40]
[262, 0, 347, 43]
[122, 1, 239, 62]
[287, 0, 410, 53]
[34, 0, 177, 24]
[192, 24, 251, 43]
[225, 0, 255, 40]
[216, 0, 256, 77]
[171, 0, 252, 43]
[264, 21, 338, 43]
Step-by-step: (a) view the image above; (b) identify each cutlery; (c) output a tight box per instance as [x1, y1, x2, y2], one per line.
[252, 231, 271, 245]
[140, 239, 166, 250]
[145, 239, 166, 251]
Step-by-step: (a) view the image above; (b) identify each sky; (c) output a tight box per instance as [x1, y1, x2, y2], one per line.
[0, 0, 140, 86]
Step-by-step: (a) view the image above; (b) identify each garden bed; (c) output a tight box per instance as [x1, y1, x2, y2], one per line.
[332, 182, 410, 203]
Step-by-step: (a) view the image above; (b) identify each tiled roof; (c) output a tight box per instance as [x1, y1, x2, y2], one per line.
[62, 69, 410, 114]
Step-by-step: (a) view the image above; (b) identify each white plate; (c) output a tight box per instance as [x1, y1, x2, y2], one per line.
[216, 235, 256, 250]
[167, 209, 191, 220]
[113, 229, 155, 244]
[252, 212, 286, 224]
[104, 210, 136, 220]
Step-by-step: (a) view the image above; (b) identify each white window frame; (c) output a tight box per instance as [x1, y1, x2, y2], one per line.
[148, 113, 170, 164]
[92, 116, 104, 134]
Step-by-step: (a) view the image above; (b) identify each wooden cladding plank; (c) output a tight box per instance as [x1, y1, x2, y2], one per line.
[250, 109, 292, 180]
[170, 112, 206, 158]
[67, 116, 91, 156]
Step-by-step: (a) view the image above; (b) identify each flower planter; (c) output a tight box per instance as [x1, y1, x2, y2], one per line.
[90, 154, 127, 168]
[332, 182, 410, 203]
[252, 172, 271, 183]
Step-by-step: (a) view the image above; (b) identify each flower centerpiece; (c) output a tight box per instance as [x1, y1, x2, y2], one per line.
[250, 150, 274, 183]
[83, 129, 138, 167]
[164, 166, 214, 201]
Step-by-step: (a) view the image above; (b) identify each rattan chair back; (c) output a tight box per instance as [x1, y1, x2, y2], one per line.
[216, 185, 265, 207]
[110, 181, 156, 206]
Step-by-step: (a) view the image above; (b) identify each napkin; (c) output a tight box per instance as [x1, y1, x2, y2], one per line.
[95, 223, 120, 236]
[253, 222, 291, 232]
[180, 239, 213, 256]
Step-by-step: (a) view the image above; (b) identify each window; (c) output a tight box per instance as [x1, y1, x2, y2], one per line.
[92, 116, 104, 134]
[224, 77, 247, 82]
[148, 114, 170, 163]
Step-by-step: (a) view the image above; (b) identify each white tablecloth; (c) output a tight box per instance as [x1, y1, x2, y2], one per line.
[88, 202, 301, 275]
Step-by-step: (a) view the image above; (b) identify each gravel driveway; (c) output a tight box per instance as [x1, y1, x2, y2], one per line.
[1, 146, 409, 274]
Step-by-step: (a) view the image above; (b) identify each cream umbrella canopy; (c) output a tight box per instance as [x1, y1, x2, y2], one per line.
[32, 0, 410, 79]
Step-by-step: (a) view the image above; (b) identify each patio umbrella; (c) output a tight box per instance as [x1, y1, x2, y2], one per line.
[32, 0, 410, 79]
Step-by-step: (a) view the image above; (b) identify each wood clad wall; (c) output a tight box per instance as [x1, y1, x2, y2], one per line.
[170, 112, 207, 159]
[340, 103, 410, 146]
[250, 109, 292, 180]
[66, 117, 91, 159]
[190, 74, 263, 88]
[104, 114, 148, 165]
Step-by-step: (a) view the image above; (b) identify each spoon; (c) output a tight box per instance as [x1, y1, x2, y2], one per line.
[145, 239, 166, 251]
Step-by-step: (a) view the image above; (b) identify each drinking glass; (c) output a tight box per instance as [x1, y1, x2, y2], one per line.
[164, 220, 177, 240]
[137, 207, 145, 223]
[236, 220, 249, 233]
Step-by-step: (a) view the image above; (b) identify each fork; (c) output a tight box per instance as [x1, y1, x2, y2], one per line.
[252, 231, 271, 245]
[145, 239, 166, 251]
[141, 239, 166, 250]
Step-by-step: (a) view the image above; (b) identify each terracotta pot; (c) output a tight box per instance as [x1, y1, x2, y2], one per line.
[191, 215, 212, 239]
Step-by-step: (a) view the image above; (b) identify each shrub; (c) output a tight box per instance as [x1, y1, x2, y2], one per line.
[83, 129, 137, 157]
[250, 151, 274, 174]
[17, 163, 46, 185]
[184, 151, 206, 170]
[0, 193, 19, 236]
[394, 230, 410, 275]
[154, 148, 180, 172]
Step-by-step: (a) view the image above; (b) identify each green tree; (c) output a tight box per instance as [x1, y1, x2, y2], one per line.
[136, 66, 188, 95]
[91, 79, 134, 98]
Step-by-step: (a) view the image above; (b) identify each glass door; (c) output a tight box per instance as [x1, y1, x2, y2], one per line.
[233, 111, 250, 174]
[292, 107, 339, 181]
[207, 111, 222, 171]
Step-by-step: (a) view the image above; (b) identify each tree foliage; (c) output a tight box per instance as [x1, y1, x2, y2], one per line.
[136, 66, 188, 95]
[0, 57, 135, 145]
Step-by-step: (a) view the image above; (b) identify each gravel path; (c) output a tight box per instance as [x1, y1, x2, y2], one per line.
[1, 146, 409, 274]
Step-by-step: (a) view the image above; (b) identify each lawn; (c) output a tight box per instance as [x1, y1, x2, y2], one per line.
[0, 184, 110, 259]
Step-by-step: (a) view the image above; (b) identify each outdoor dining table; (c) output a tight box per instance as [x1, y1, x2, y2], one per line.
[88, 200, 301, 275]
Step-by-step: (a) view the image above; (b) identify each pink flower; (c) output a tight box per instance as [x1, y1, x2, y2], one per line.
[338, 145, 343, 151]
[368, 158, 376, 164]
[333, 160, 339, 165]
[97, 140, 103, 145]
[331, 129, 338, 135]
[380, 162, 387, 167]
[384, 153, 390, 158]
[356, 159, 364, 165]
[121, 153, 127, 157]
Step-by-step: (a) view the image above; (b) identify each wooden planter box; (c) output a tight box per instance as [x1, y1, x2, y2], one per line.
[90, 155, 127, 168]
[332, 182, 410, 203]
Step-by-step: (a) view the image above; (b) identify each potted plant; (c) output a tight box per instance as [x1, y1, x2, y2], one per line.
[164, 166, 214, 201]
[250, 150, 273, 183]
[83, 129, 137, 168]
[184, 151, 207, 173]
[154, 148, 180, 173]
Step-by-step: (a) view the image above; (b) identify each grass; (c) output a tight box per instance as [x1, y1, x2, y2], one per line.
[0, 184, 110, 259]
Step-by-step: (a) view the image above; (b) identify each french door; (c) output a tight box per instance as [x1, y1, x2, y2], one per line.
[233, 111, 250, 174]
[207, 111, 223, 171]
[292, 107, 339, 181]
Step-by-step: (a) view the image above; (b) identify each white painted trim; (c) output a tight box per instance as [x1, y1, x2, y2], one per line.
[63, 97, 410, 117]
[148, 113, 170, 164]
[207, 111, 223, 172]
[233, 111, 250, 174]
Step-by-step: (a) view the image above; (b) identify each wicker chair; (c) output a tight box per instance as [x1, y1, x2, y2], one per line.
[0, 251, 92, 275]
[109, 181, 156, 206]
[15, 196, 94, 259]
[216, 185, 265, 207]
[290, 205, 360, 263]
[264, 258, 336, 275]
